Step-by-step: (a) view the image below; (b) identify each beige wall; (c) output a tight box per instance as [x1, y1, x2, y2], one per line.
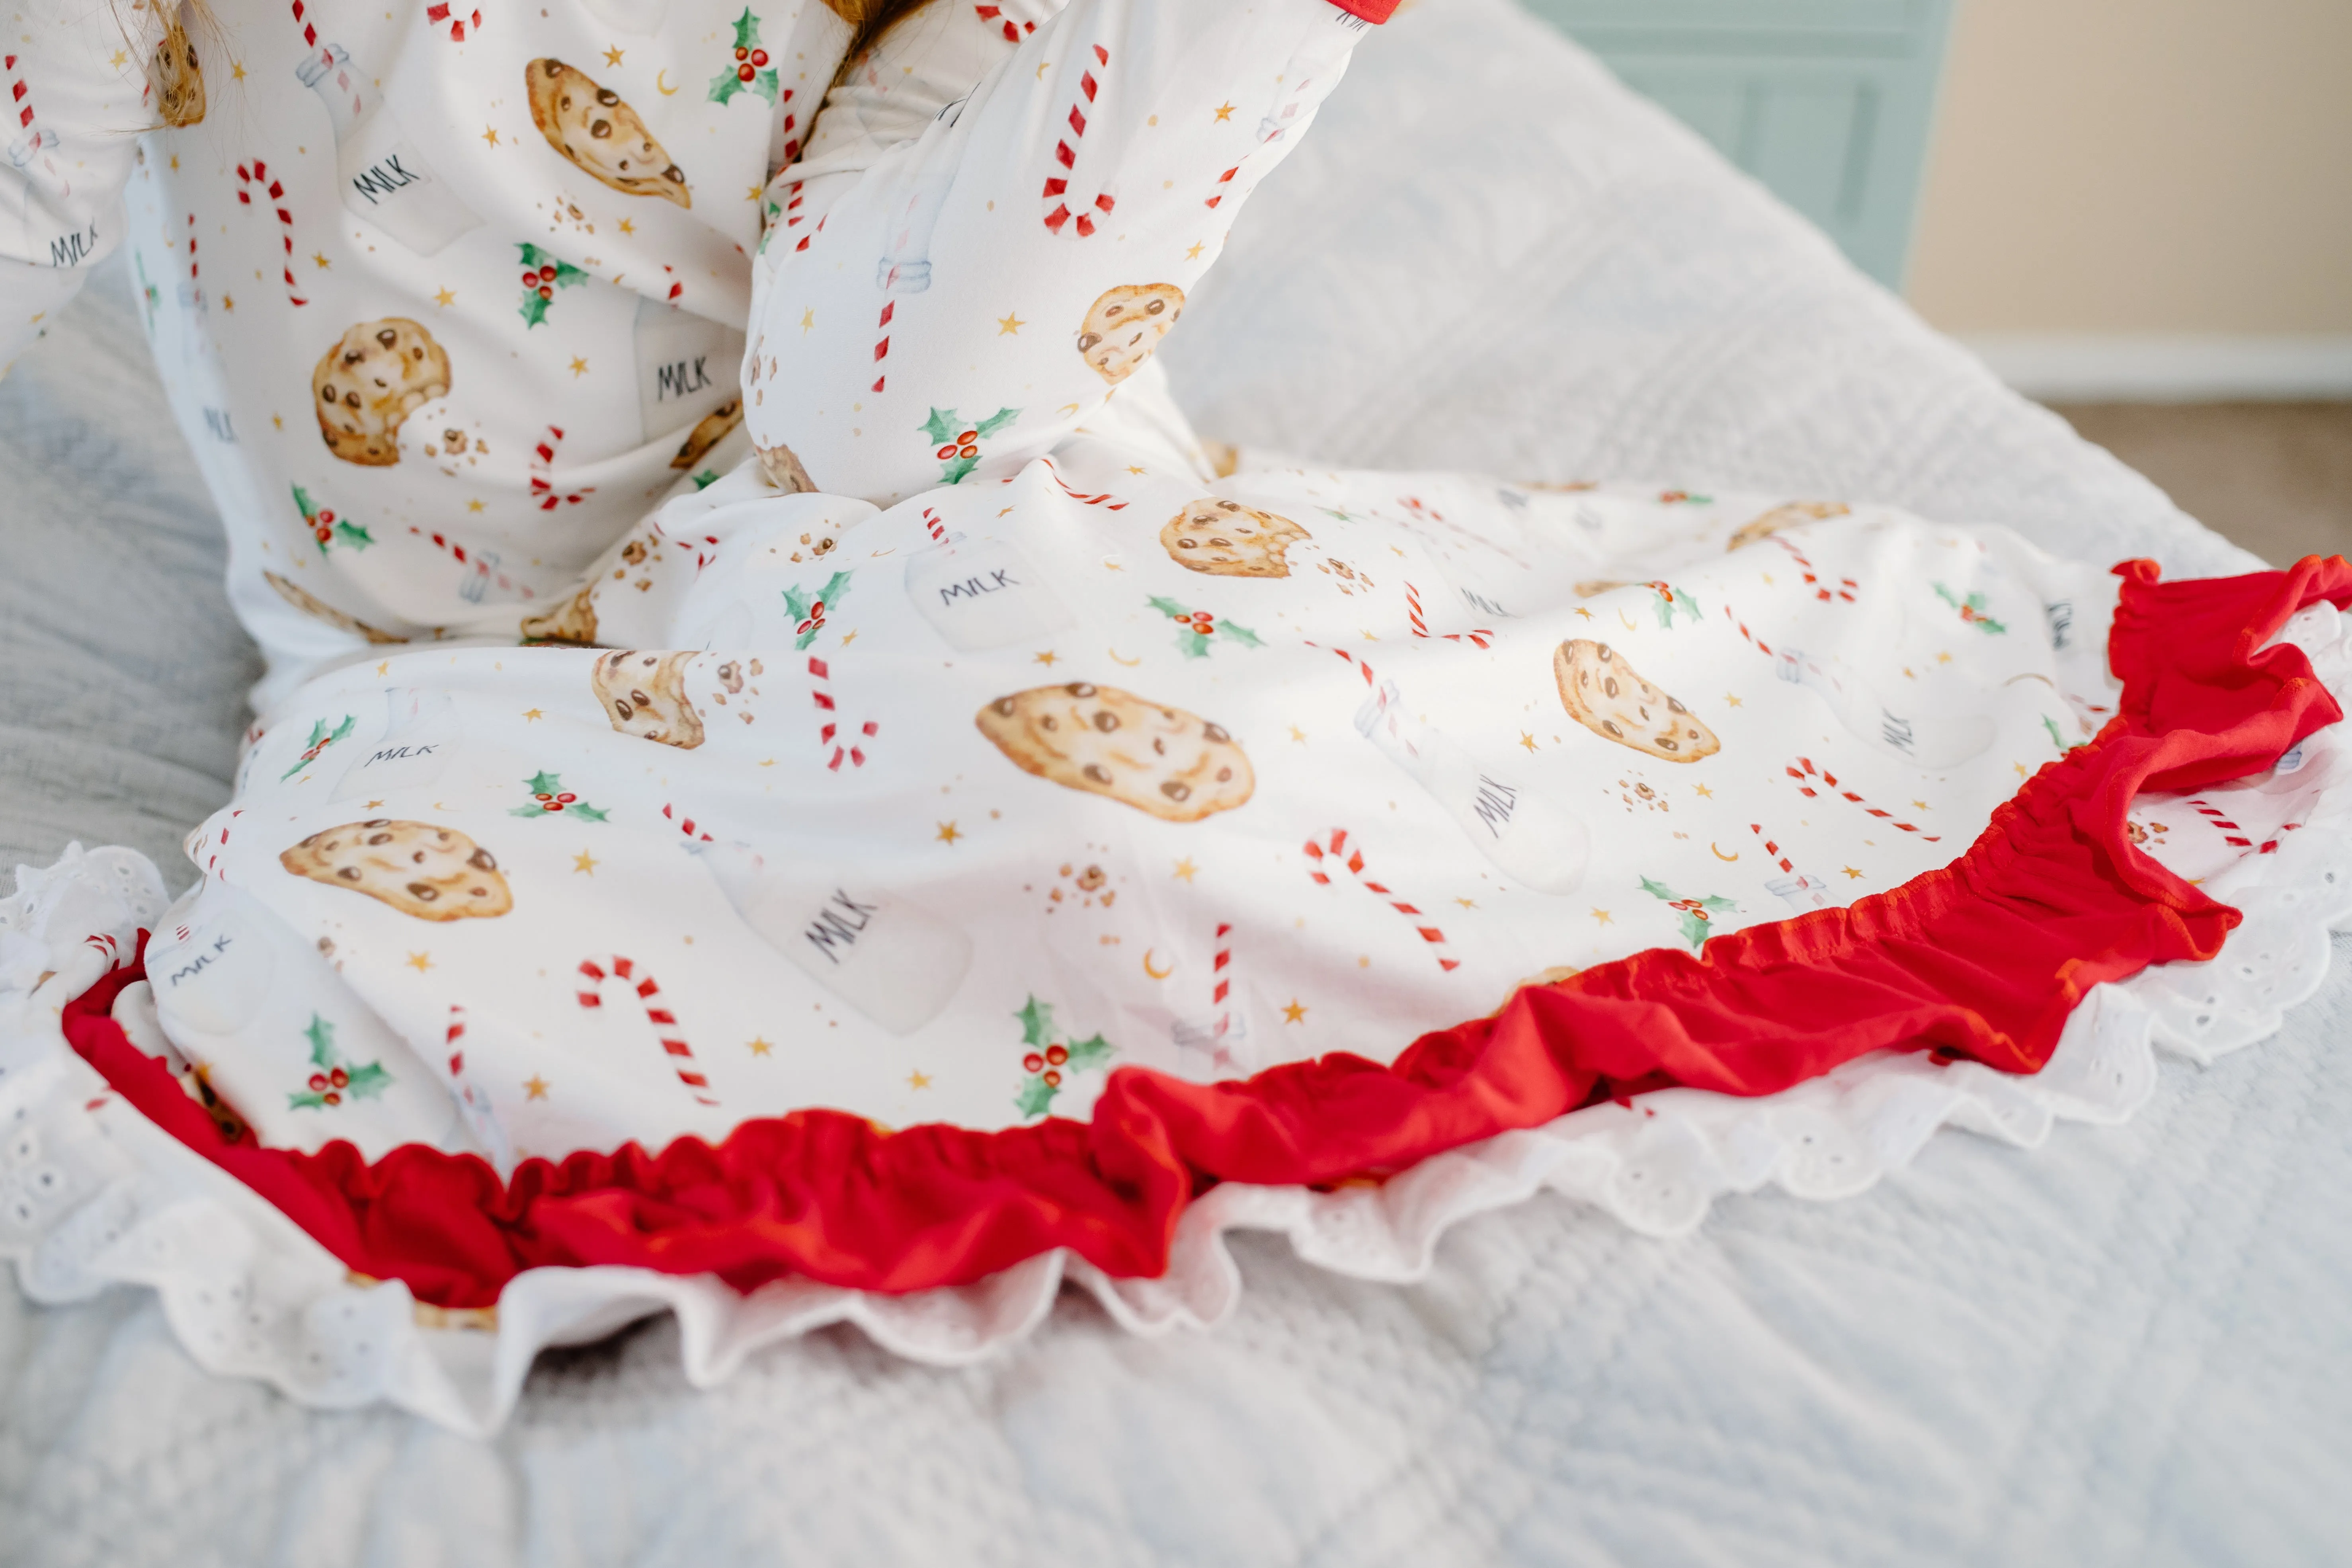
[1906, 0, 2352, 335]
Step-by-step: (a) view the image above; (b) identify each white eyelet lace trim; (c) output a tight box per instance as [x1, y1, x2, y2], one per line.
[7, 618, 2349, 1436]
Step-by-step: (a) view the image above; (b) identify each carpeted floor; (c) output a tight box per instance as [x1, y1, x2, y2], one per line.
[2051, 402, 2352, 569]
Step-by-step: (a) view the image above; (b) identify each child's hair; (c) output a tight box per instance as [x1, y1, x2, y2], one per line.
[836, 0, 939, 82]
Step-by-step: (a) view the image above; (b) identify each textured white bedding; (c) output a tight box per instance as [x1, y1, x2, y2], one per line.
[4, 0, 2348, 1559]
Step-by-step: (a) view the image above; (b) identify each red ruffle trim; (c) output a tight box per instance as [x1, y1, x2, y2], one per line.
[57, 557, 2352, 1310]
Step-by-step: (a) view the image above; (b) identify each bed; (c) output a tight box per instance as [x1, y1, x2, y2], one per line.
[4, 0, 2348, 1558]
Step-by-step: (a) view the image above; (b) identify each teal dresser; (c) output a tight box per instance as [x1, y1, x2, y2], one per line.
[1520, 0, 1956, 286]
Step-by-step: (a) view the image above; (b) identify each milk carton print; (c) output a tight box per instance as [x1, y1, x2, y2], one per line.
[634, 293, 744, 439]
[691, 840, 972, 1033]
[297, 45, 482, 256]
[903, 531, 1077, 652]
[332, 687, 459, 800]
[1774, 648, 1992, 771]
[1356, 680, 1591, 895]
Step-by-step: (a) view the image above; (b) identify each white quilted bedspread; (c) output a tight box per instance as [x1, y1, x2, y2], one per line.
[6, 0, 2350, 1560]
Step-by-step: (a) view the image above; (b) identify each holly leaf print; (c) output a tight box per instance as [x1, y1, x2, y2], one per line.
[1063, 1032, 1114, 1070]
[1216, 621, 1263, 649]
[693, 470, 720, 490]
[728, 6, 761, 48]
[305, 1013, 337, 1069]
[519, 291, 552, 328]
[752, 68, 780, 103]
[569, 803, 611, 823]
[920, 407, 963, 446]
[291, 484, 319, 523]
[1638, 876, 1677, 902]
[707, 66, 748, 105]
[343, 1061, 392, 1101]
[1675, 911, 1711, 951]
[525, 770, 564, 796]
[1016, 994, 1056, 1048]
[781, 582, 815, 623]
[509, 802, 550, 819]
[1175, 627, 1212, 659]
[938, 454, 980, 485]
[332, 520, 375, 551]
[1148, 596, 1191, 619]
[1013, 1074, 1058, 1119]
[972, 406, 1019, 439]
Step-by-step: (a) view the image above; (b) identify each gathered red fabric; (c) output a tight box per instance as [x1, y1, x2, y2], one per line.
[56, 557, 2352, 1309]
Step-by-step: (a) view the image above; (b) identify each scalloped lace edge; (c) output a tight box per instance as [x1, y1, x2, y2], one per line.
[5, 621, 2347, 1437]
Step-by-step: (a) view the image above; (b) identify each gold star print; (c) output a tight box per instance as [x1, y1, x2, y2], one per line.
[839, 629, 859, 646]
[603, 45, 625, 65]
[1937, 651, 1954, 664]
[1725, 693, 1743, 707]
[434, 287, 455, 307]
[523, 707, 544, 721]
[1214, 101, 1235, 121]
[619, 217, 636, 235]
[799, 307, 816, 333]
[168, 154, 178, 170]
[908, 1070, 933, 1089]
[1282, 1000, 1307, 1023]
[312, 252, 331, 269]
[937, 821, 962, 845]
[467, 498, 484, 512]
[747, 184, 764, 201]
[483, 125, 500, 145]
[1454, 897, 1478, 910]
[748, 1036, 773, 1057]
[1841, 866, 1864, 880]
[1692, 783, 1714, 798]
[2014, 762, 2030, 778]
[1034, 650, 1059, 666]
[1172, 858, 1198, 883]
[1127, 465, 1147, 476]
[1288, 725, 1306, 743]
[574, 850, 599, 874]
[1575, 607, 1593, 620]
[365, 799, 385, 810]
[1591, 908, 1613, 926]
[272, 415, 284, 430]
[1519, 731, 1537, 752]
[569, 357, 589, 377]
[1903, 667, 1917, 680]
[406, 951, 434, 972]
[1185, 241, 1205, 260]
[375, 661, 390, 676]
[997, 311, 1025, 335]
[222, 294, 234, 312]
[108, 49, 126, 66]
[1911, 800, 1929, 811]
[231, 60, 246, 80]
[523, 1074, 549, 1100]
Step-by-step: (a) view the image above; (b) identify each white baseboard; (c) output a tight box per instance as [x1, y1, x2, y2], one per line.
[1956, 333, 2352, 402]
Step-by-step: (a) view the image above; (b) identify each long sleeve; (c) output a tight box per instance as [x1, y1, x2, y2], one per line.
[0, 0, 189, 369]
[742, 0, 1384, 507]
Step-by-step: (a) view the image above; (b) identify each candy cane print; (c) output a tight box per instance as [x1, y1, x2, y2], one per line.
[1041, 44, 1113, 237]
[576, 955, 720, 1106]
[440, 1004, 513, 1158]
[423, 1, 482, 41]
[1785, 757, 1941, 842]
[1303, 639, 1378, 688]
[662, 801, 716, 841]
[406, 525, 536, 603]
[1770, 533, 1857, 605]
[234, 161, 308, 307]
[972, 2, 1035, 43]
[1302, 828, 1458, 972]
[4, 54, 64, 195]
[1720, 600, 1776, 658]
[807, 655, 876, 769]
[529, 425, 593, 510]
[1751, 823, 1836, 911]
[871, 297, 891, 393]
[1170, 920, 1246, 1068]
[1403, 582, 1493, 649]
[1041, 457, 1126, 510]
[290, 0, 319, 46]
